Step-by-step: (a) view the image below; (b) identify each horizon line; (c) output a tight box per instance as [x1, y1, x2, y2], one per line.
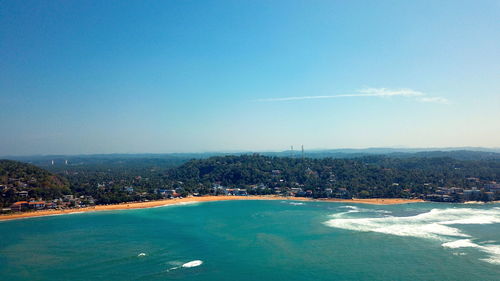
[2, 146, 500, 158]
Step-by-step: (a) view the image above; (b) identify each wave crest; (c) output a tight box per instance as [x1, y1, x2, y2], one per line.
[324, 207, 500, 264]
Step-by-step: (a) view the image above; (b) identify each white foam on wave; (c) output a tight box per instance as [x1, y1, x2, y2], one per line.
[177, 201, 200, 206]
[164, 201, 200, 207]
[289, 202, 305, 206]
[324, 207, 500, 264]
[442, 239, 500, 265]
[341, 205, 391, 213]
[341, 206, 360, 210]
[182, 260, 203, 268]
[166, 260, 203, 272]
[329, 210, 360, 219]
[330, 205, 391, 219]
[326, 208, 500, 239]
[442, 239, 479, 248]
[152, 201, 201, 209]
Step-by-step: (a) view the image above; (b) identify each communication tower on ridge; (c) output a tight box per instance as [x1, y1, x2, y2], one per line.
[301, 145, 304, 160]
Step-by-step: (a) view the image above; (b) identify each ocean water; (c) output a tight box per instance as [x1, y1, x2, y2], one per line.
[1, 200, 499, 281]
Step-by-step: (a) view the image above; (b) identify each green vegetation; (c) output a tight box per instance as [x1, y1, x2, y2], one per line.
[2, 152, 500, 210]
[0, 160, 70, 208]
[166, 155, 500, 199]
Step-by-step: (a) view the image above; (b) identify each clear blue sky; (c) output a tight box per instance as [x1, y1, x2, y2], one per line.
[1, 0, 499, 155]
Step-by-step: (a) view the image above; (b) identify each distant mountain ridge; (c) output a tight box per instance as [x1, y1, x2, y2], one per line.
[2, 148, 500, 169]
[268, 149, 500, 161]
[304, 147, 500, 154]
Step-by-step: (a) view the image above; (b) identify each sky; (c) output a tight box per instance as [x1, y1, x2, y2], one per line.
[1, 0, 499, 155]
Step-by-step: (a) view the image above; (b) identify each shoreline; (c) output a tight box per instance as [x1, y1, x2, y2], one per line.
[0, 196, 424, 221]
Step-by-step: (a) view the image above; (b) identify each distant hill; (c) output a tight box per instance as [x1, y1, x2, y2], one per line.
[4, 154, 203, 170]
[3, 148, 500, 172]
[269, 149, 500, 161]
[0, 160, 70, 208]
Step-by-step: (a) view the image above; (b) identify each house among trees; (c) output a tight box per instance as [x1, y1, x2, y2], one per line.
[227, 188, 248, 196]
[28, 201, 45, 209]
[10, 201, 29, 211]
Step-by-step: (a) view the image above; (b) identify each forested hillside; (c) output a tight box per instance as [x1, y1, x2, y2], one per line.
[0, 160, 70, 208]
[167, 155, 500, 199]
[3, 153, 500, 210]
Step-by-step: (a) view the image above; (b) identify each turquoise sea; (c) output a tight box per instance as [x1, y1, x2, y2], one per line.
[1, 200, 499, 281]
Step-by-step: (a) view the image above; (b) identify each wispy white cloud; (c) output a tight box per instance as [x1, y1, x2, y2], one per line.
[256, 88, 448, 104]
[357, 88, 424, 97]
[417, 96, 449, 104]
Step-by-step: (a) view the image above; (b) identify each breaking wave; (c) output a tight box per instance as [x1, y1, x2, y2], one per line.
[341, 205, 391, 214]
[442, 239, 500, 265]
[182, 260, 203, 268]
[166, 260, 203, 272]
[152, 201, 201, 209]
[324, 207, 500, 264]
[329, 205, 391, 219]
[281, 201, 306, 206]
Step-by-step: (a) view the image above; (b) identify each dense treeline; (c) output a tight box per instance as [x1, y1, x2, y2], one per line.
[2, 154, 500, 208]
[166, 155, 500, 198]
[33, 156, 191, 204]
[50, 163, 172, 204]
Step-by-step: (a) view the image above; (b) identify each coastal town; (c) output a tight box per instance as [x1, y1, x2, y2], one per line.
[5, 194, 96, 212]
[2, 173, 500, 215]
[425, 180, 500, 202]
[2, 152, 500, 216]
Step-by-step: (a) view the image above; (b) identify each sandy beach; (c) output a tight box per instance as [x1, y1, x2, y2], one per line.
[0, 196, 424, 221]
